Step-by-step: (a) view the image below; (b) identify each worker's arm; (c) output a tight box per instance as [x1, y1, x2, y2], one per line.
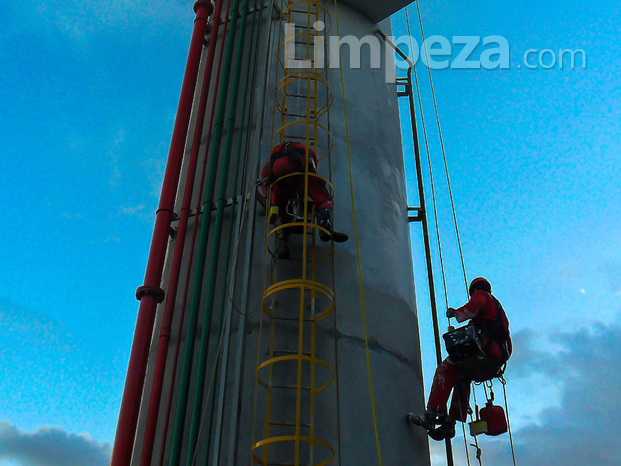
[454, 290, 487, 323]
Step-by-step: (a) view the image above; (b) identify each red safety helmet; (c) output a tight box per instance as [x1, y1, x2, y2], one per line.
[271, 141, 318, 165]
[469, 277, 491, 296]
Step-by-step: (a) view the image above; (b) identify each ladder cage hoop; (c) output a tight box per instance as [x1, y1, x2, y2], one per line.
[253, 0, 336, 463]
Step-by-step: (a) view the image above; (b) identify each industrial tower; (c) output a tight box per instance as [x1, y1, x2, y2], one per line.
[111, 0, 431, 464]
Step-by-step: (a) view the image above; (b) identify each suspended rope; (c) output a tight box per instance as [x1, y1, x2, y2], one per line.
[501, 377, 518, 466]
[404, 7, 460, 466]
[334, 0, 383, 463]
[460, 422, 472, 466]
[470, 391, 483, 466]
[407, 6, 519, 466]
[403, 6, 521, 466]
[414, 0, 469, 297]
[404, 6, 451, 321]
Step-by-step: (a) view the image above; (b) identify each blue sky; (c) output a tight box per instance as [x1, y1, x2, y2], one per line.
[392, 1, 621, 464]
[1, 0, 620, 465]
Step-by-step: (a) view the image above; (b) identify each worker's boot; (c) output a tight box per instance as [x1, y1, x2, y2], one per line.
[406, 408, 443, 430]
[428, 417, 456, 441]
[407, 409, 456, 441]
[316, 207, 348, 243]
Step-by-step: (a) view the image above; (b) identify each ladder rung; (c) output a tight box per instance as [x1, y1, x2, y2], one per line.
[271, 316, 317, 323]
[271, 384, 311, 391]
[273, 349, 311, 356]
[269, 421, 311, 427]
[284, 93, 316, 99]
[289, 8, 318, 14]
[281, 112, 317, 119]
[283, 135, 315, 143]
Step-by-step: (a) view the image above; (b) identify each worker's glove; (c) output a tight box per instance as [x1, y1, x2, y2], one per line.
[446, 307, 456, 319]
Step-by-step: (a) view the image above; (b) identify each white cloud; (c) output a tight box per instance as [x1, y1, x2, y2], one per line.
[0, 421, 111, 466]
[118, 203, 145, 216]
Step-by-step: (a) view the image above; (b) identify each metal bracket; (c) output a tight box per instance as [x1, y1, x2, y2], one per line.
[396, 77, 411, 97]
[272, 0, 283, 19]
[408, 206, 423, 222]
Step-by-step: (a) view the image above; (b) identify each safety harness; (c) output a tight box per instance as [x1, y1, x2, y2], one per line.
[474, 297, 510, 362]
[442, 296, 509, 382]
[267, 142, 317, 185]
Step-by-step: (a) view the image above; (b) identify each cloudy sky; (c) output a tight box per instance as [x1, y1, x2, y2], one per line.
[1, 0, 620, 465]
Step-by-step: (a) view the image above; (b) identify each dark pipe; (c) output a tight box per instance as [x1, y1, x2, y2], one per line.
[110, 2, 213, 465]
[139, 0, 225, 464]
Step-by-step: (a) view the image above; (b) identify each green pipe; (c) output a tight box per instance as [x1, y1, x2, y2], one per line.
[201, 0, 260, 461]
[168, 1, 243, 464]
[184, 0, 252, 463]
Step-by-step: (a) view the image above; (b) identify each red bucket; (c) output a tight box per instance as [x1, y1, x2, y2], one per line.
[479, 403, 508, 436]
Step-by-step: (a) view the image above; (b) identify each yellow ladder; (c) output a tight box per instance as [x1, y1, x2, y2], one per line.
[252, 1, 337, 465]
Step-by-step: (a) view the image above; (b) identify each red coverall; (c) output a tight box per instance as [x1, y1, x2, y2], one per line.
[261, 144, 333, 220]
[427, 290, 512, 421]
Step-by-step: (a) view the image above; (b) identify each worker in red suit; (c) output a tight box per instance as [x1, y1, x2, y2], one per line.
[260, 141, 348, 243]
[407, 277, 512, 440]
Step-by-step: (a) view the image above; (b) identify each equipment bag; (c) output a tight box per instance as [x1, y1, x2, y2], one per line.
[442, 324, 503, 382]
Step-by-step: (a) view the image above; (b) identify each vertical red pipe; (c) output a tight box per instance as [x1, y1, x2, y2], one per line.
[110, 2, 213, 465]
[139, 0, 225, 463]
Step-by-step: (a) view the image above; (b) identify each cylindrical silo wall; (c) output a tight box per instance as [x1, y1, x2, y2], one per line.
[324, 5, 430, 465]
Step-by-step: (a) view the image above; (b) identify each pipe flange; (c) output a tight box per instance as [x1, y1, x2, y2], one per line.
[193, 0, 214, 15]
[136, 286, 166, 304]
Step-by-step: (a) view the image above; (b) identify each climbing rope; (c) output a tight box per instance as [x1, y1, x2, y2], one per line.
[414, 0, 469, 297]
[469, 388, 483, 466]
[404, 7, 460, 466]
[500, 377, 518, 466]
[407, 5, 519, 466]
[404, 6, 451, 320]
[334, 0, 383, 464]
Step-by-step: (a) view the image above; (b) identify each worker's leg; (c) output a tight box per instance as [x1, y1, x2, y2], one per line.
[407, 358, 460, 440]
[448, 379, 471, 422]
[427, 358, 462, 414]
[306, 177, 334, 210]
[269, 184, 288, 223]
[304, 178, 348, 243]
